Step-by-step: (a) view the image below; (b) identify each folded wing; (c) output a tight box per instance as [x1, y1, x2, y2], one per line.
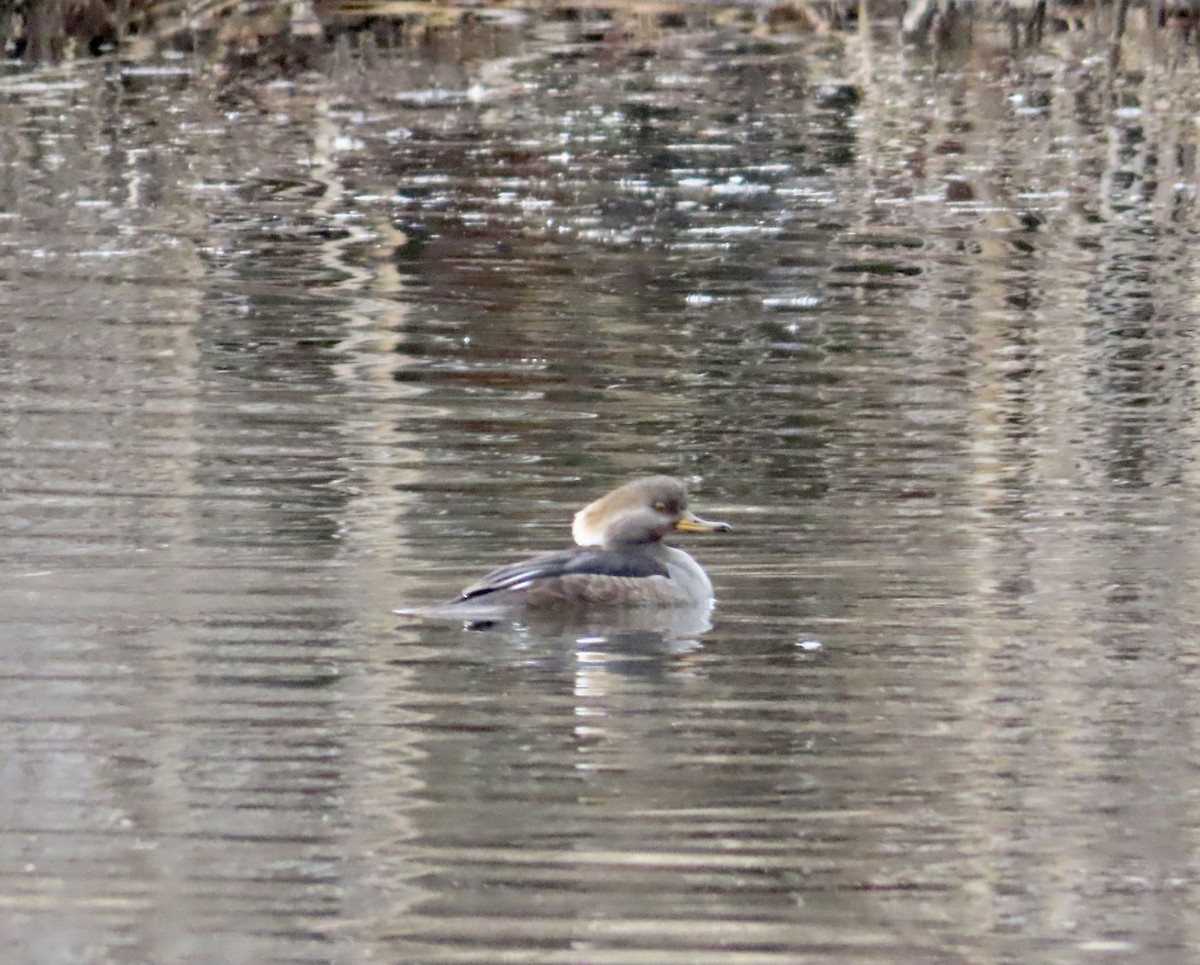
[459, 546, 669, 601]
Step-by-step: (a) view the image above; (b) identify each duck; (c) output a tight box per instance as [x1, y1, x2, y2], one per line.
[441, 475, 730, 610]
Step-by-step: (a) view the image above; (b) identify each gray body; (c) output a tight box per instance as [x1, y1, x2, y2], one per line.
[422, 476, 730, 612]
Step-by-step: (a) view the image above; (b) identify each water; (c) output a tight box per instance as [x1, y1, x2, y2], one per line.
[4, 14, 1200, 964]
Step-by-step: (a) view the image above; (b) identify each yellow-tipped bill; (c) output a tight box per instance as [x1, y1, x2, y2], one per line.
[675, 511, 732, 534]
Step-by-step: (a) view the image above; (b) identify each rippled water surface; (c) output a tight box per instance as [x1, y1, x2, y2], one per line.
[6, 15, 1200, 964]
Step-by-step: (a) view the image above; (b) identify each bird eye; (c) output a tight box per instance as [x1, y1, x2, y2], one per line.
[653, 502, 668, 513]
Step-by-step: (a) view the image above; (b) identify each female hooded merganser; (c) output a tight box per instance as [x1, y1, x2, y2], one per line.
[442, 475, 730, 610]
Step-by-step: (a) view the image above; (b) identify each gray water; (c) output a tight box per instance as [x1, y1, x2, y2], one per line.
[5, 14, 1200, 965]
